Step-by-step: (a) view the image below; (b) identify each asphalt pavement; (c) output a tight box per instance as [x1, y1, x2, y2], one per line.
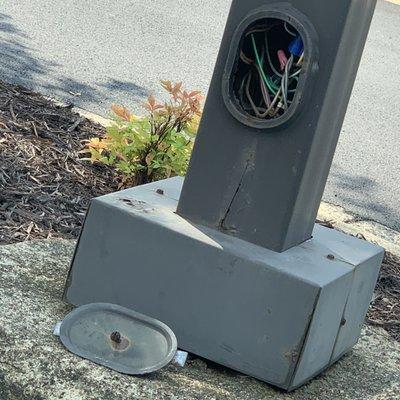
[0, 0, 399, 231]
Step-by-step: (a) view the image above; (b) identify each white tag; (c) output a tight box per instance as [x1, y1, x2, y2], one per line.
[173, 350, 188, 367]
[53, 321, 62, 336]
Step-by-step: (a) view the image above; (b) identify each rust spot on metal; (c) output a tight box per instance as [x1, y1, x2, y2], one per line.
[284, 350, 299, 363]
[119, 198, 154, 213]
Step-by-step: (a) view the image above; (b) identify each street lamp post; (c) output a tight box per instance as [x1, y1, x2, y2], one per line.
[64, 0, 383, 390]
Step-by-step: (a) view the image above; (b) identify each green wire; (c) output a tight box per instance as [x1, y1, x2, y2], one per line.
[251, 35, 278, 94]
[269, 78, 280, 91]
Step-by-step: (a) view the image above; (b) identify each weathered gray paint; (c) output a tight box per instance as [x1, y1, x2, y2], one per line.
[64, 177, 383, 390]
[331, 252, 383, 362]
[290, 274, 351, 388]
[177, 0, 377, 252]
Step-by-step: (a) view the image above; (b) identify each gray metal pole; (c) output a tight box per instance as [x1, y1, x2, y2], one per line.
[177, 0, 377, 252]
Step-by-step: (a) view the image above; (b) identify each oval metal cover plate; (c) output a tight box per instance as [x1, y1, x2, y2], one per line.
[59, 303, 177, 375]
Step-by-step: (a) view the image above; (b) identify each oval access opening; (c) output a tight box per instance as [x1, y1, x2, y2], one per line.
[223, 7, 318, 129]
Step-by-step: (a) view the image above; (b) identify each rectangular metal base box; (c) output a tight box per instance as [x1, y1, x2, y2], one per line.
[64, 177, 383, 390]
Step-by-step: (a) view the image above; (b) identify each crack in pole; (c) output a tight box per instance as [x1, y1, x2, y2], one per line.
[219, 159, 251, 232]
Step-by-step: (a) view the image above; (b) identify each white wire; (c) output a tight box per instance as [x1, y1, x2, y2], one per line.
[284, 22, 297, 37]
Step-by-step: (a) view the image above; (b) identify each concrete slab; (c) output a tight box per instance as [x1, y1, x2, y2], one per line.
[0, 239, 399, 399]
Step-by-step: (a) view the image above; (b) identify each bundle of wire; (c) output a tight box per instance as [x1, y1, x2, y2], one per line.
[238, 22, 304, 120]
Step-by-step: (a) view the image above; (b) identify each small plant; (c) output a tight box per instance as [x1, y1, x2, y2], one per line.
[85, 81, 202, 186]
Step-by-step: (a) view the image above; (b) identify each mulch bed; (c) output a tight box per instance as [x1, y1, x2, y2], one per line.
[367, 252, 400, 341]
[0, 80, 120, 244]
[0, 80, 399, 341]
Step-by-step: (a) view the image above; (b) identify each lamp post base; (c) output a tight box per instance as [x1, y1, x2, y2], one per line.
[64, 177, 383, 391]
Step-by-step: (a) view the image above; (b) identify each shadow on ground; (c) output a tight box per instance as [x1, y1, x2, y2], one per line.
[0, 13, 147, 111]
[325, 164, 399, 229]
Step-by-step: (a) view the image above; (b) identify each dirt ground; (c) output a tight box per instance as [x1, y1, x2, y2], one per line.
[0, 80, 398, 341]
[0, 80, 119, 244]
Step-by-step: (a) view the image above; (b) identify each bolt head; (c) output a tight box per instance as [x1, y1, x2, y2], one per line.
[110, 331, 122, 344]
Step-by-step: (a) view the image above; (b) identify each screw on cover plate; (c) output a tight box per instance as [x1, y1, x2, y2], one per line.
[156, 188, 164, 195]
[110, 331, 122, 344]
[327, 254, 335, 260]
